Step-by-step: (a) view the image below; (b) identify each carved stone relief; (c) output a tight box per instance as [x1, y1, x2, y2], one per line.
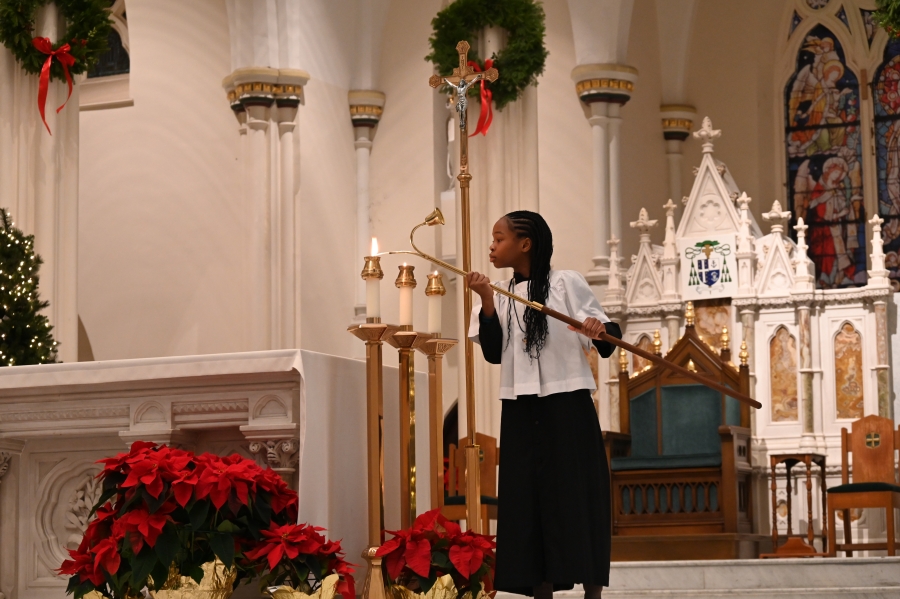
[65, 474, 104, 549]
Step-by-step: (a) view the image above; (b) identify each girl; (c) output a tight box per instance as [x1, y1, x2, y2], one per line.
[467, 211, 621, 599]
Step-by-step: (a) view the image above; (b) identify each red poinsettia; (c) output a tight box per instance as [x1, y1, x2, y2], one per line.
[194, 453, 259, 510]
[113, 503, 176, 553]
[377, 509, 495, 598]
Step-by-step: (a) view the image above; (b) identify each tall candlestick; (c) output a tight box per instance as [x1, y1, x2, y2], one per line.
[361, 238, 383, 321]
[396, 264, 416, 327]
[425, 271, 446, 335]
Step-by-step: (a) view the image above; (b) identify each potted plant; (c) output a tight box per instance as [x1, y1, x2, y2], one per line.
[58, 442, 354, 599]
[376, 510, 495, 599]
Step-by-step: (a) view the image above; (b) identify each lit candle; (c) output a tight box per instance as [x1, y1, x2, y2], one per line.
[425, 271, 446, 335]
[361, 238, 383, 321]
[395, 263, 416, 327]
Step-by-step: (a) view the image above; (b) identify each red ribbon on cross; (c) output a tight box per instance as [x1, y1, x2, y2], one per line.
[32, 37, 76, 135]
[467, 59, 494, 137]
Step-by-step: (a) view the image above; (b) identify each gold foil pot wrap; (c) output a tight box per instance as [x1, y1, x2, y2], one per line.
[149, 560, 237, 599]
[362, 256, 384, 280]
[268, 574, 340, 599]
[425, 272, 446, 296]
[388, 575, 488, 599]
[395, 264, 417, 288]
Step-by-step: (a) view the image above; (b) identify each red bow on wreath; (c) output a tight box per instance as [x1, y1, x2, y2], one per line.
[32, 37, 76, 135]
[467, 59, 494, 137]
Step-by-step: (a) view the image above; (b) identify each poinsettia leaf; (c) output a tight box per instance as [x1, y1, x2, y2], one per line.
[415, 573, 437, 596]
[189, 500, 210, 531]
[131, 545, 158, 588]
[216, 520, 239, 533]
[149, 559, 170, 591]
[143, 488, 169, 514]
[431, 551, 451, 570]
[255, 492, 272, 522]
[209, 532, 235, 568]
[404, 538, 433, 578]
[87, 487, 119, 517]
[154, 525, 180, 569]
[188, 565, 205, 585]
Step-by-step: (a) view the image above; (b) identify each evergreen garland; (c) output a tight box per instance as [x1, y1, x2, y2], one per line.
[0, 209, 58, 366]
[426, 0, 548, 111]
[874, 0, 900, 37]
[0, 0, 111, 82]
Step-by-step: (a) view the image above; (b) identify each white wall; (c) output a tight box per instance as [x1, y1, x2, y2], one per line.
[79, 0, 244, 360]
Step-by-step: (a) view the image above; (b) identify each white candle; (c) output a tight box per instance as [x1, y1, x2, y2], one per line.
[426, 271, 445, 334]
[366, 278, 381, 319]
[395, 263, 416, 327]
[427, 293, 441, 334]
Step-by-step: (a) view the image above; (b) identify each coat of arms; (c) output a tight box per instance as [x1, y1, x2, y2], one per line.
[685, 240, 733, 292]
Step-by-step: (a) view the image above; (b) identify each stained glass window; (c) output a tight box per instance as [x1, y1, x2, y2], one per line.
[87, 28, 129, 78]
[785, 25, 866, 289]
[874, 38, 900, 287]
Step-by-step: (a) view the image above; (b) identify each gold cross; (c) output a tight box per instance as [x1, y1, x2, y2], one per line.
[429, 41, 498, 131]
[865, 432, 881, 448]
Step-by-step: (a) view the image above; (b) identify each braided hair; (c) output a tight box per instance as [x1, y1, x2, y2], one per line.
[504, 210, 553, 359]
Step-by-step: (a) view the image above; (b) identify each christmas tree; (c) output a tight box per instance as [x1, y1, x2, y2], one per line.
[0, 209, 58, 366]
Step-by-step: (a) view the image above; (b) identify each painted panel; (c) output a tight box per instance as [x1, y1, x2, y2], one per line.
[694, 299, 731, 353]
[769, 326, 799, 422]
[632, 335, 653, 373]
[785, 25, 866, 289]
[834, 322, 864, 419]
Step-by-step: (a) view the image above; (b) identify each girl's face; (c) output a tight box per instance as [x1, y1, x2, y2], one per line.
[489, 217, 531, 271]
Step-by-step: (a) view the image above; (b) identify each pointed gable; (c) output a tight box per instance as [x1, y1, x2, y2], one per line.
[756, 200, 796, 297]
[625, 208, 664, 307]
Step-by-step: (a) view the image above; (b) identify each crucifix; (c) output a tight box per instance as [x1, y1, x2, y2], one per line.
[428, 40, 497, 533]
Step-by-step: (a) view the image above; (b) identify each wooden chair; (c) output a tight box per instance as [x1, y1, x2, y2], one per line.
[444, 432, 499, 532]
[604, 321, 763, 560]
[826, 415, 900, 557]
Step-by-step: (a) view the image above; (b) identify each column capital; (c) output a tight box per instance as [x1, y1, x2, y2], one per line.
[571, 63, 638, 106]
[660, 104, 696, 141]
[222, 67, 310, 112]
[349, 90, 386, 128]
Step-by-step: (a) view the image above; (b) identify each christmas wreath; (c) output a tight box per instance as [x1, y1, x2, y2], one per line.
[426, 0, 548, 112]
[0, 0, 111, 132]
[0, 0, 111, 80]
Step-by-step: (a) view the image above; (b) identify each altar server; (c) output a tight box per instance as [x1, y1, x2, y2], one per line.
[468, 210, 620, 599]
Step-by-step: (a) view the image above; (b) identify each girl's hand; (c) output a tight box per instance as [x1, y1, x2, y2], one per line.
[467, 271, 493, 298]
[568, 317, 606, 340]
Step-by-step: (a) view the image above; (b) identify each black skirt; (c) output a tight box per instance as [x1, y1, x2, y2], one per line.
[494, 389, 611, 595]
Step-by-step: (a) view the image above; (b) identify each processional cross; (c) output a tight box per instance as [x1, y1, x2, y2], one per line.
[427, 40, 498, 534]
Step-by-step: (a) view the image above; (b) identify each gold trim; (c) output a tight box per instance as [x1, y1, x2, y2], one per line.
[576, 78, 634, 95]
[739, 340, 749, 366]
[685, 301, 695, 326]
[395, 264, 417, 288]
[350, 105, 384, 117]
[425, 272, 446, 296]
[662, 118, 693, 130]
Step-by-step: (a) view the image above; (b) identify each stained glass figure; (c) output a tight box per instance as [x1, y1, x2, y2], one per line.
[836, 6, 850, 30]
[861, 9, 877, 47]
[87, 29, 130, 78]
[873, 38, 900, 287]
[785, 25, 866, 289]
[790, 11, 803, 38]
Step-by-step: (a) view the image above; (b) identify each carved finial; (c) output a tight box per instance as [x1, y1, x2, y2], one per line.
[653, 330, 662, 356]
[762, 200, 791, 236]
[663, 199, 677, 216]
[607, 235, 623, 295]
[685, 301, 695, 326]
[720, 326, 729, 348]
[739, 340, 749, 366]
[868, 213, 890, 286]
[682, 195, 690, 206]
[736, 192, 752, 211]
[687, 359, 697, 372]
[618, 346, 628, 373]
[630, 207, 658, 238]
[692, 116, 721, 153]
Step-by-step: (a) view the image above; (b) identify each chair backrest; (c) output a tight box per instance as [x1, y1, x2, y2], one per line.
[629, 384, 741, 458]
[843, 414, 900, 485]
[448, 433, 498, 497]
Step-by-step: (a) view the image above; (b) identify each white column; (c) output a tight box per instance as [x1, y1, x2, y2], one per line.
[276, 102, 298, 349]
[660, 107, 695, 205]
[246, 103, 273, 351]
[608, 103, 623, 244]
[355, 134, 372, 313]
[589, 105, 610, 270]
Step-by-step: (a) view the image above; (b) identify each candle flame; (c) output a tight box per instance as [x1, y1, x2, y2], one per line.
[403, 262, 407, 267]
[371, 237, 378, 256]
[433, 270, 438, 275]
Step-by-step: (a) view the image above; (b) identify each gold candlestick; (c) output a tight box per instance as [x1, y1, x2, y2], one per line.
[388, 265, 420, 528]
[417, 336, 458, 511]
[361, 255, 384, 323]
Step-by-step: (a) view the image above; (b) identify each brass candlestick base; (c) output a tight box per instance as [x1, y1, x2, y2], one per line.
[417, 337, 458, 510]
[348, 322, 393, 547]
[385, 328, 430, 528]
[360, 547, 387, 599]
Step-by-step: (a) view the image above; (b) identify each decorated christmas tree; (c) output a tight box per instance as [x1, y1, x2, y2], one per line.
[0, 209, 58, 366]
